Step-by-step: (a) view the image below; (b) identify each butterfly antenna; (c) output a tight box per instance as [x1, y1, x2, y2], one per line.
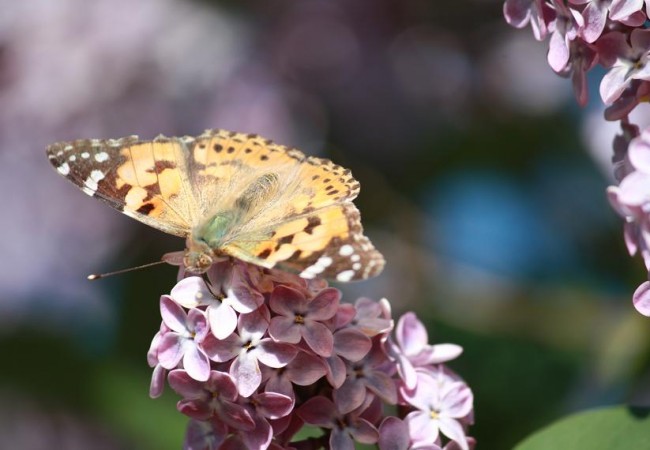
[87, 260, 168, 280]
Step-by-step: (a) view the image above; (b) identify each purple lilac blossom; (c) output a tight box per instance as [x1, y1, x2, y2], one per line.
[148, 260, 473, 449]
[203, 306, 297, 397]
[268, 285, 339, 357]
[401, 370, 474, 450]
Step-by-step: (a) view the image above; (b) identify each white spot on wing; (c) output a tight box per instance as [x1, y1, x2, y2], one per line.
[68, 155, 76, 162]
[339, 244, 354, 256]
[94, 151, 109, 162]
[57, 162, 70, 176]
[81, 169, 105, 196]
[336, 270, 355, 282]
[81, 152, 90, 159]
[299, 256, 333, 279]
[318, 256, 332, 267]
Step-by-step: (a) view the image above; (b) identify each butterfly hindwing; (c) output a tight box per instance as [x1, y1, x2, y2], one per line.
[223, 203, 385, 282]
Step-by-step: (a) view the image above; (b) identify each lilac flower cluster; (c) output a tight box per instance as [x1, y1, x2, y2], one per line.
[147, 259, 474, 449]
[504, 0, 650, 315]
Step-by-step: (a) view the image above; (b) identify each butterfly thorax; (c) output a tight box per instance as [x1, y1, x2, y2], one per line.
[184, 211, 239, 273]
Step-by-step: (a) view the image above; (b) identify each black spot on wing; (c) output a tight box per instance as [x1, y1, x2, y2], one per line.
[304, 216, 321, 235]
[136, 203, 156, 215]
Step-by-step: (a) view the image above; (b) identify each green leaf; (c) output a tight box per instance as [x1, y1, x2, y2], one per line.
[515, 405, 650, 450]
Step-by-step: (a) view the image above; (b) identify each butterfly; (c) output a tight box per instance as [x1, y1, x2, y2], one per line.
[46, 129, 385, 282]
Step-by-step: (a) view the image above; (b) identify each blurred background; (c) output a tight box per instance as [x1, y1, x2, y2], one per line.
[1, 0, 649, 448]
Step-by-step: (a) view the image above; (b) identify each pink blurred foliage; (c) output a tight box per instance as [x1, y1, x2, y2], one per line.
[504, 0, 650, 316]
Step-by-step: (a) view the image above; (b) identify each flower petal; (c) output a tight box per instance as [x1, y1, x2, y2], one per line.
[396, 312, 428, 356]
[406, 411, 439, 445]
[208, 303, 237, 340]
[418, 343, 464, 365]
[378, 417, 410, 450]
[610, 0, 644, 20]
[630, 28, 650, 52]
[231, 352, 262, 397]
[187, 308, 209, 341]
[350, 417, 379, 444]
[264, 371, 296, 401]
[547, 30, 570, 72]
[170, 276, 210, 308]
[149, 364, 167, 399]
[157, 333, 184, 369]
[633, 281, 650, 316]
[227, 284, 264, 313]
[438, 417, 469, 450]
[257, 340, 298, 368]
[330, 429, 356, 450]
[177, 399, 213, 421]
[334, 328, 372, 361]
[270, 285, 307, 316]
[202, 333, 241, 363]
[184, 419, 227, 450]
[287, 351, 327, 385]
[183, 344, 211, 382]
[600, 66, 631, 104]
[334, 378, 367, 414]
[365, 371, 397, 405]
[503, 0, 533, 29]
[206, 370, 238, 401]
[168, 369, 205, 398]
[580, 2, 607, 43]
[302, 321, 334, 357]
[239, 306, 270, 339]
[297, 396, 335, 427]
[240, 415, 273, 450]
[160, 295, 188, 333]
[254, 392, 294, 419]
[307, 287, 340, 320]
[325, 354, 347, 388]
[441, 382, 474, 418]
[269, 316, 302, 343]
[596, 31, 631, 67]
[219, 402, 256, 431]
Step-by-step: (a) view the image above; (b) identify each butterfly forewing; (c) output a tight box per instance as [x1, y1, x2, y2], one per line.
[47, 136, 197, 237]
[190, 130, 360, 217]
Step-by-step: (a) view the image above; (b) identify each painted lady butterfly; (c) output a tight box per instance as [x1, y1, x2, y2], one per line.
[46, 129, 384, 281]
